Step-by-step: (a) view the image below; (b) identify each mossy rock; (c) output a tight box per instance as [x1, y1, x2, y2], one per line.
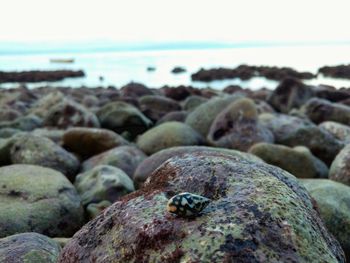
[0, 165, 84, 238]
[249, 143, 328, 179]
[136, 122, 204, 155]
[133, 146, 263, 188]
[301, 179, 350, 260]
[59, 152, 345, 262]
[0, 232, 61, 263]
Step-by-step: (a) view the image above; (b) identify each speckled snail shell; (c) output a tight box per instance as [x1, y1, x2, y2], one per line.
[167, 192, 210, 217]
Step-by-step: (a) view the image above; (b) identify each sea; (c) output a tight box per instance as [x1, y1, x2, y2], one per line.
[1, 43, 350, 90]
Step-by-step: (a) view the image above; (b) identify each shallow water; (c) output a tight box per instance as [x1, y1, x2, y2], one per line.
[1, 45, 350, 90]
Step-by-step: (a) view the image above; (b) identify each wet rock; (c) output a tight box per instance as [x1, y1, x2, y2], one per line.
[162, 85, 196, 101]
[10, 134, 80, 181]
[136, 122, 204, 155]
[314, 85, 350, 102]
[302, 179, 350, 260]
[185, 95, 240, 137]
[43, 99, 100, 129]
[63, 127, 129, 159]
[120, 82, 154, 98]
[0, 128, 21, 139]
[0, 108, 21, 121]
[249, 143, 328, 178]
[86, 200, 112, 220]
[171, 66, 186, 74]
[267, 78, 314, 113]
[81, 146, 146, 178]
[208, 98, 274, 151]
[133, 146, 263, 188]
[0, 233, 61, 263]
[75, 165, 134, 206]
[318, 64, 350, 79]
[259, 113, 344, 165]
[319, 121, 350, 143]
[0, 70, 84, 83]
[156, 111, 188, 125]
[302, 98, 350, 125]
[182, 95, 208, 111]
[139, 95, 181, 122]
[96, 101, 152, 139]
[31, 128, 65, 144]
[329, 144, 350, 186]
[0, 115, 42, 131]
[59, 152, 344, 262]
[0, 165, 84, 237]
[29, 91, 65, 118]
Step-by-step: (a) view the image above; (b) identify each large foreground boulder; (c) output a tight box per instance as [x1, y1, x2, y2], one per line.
[59, 152, 344, 262]
[0, 233, 61, 263]
[0, 165, 84, 238]
[302, 179, 350, 260]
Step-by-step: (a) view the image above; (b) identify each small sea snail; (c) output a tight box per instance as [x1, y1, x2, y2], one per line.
[167, 192, 210, 217]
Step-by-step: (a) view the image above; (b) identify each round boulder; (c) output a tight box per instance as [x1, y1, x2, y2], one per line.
[0, 165, 84, 238]
[74, 165, 135, 206]
[81, 146, 146, 178]
[249, 143, 328, 178]
[10, 134, 80, 181]
[0, 232, 61, 263]
[302, 179, 350, 260]
[329, 144, 350, 186]
[59, 152, 345, 262]
[63, 127, 129, 159]
[136, 122, 204, 155]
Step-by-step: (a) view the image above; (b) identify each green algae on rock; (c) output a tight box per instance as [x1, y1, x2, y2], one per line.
[136, 121, 204, 155]
[63, 127, 129, 159]
[0, 165, 84, 238]
[0, 233, 61, 263]
[10, 134, 80, 181]
[301, 179, 350, 260]
[329, 144, 350, 186]
[59, 152, 345, 262]
[74, 165, 135, 206]
[81, 145, 146, 178]
[133, 146, 263, 188]
[249, 143, 328, 179]
[207, 98, 274, 151]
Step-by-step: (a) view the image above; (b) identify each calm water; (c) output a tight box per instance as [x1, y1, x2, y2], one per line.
[1, 45, 350, 90]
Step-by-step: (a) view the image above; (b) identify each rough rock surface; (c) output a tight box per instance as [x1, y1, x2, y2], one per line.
[302, 98, 350, 125]
[185, 96, 240, 137]
[136, 122, 204, 155]
[63, 127, 129, 159]
[0, 232, 61, 263]
[74, 165, 134, 206]
[267, 78, 314, 113]
[96, 101, 152, 139]
[319, 121, 350, 143]
[10, 134, 80, 181]
[329, 144, 350, 186]
[302, 179, 350, 260]
[249, 143, 328, 179]
[0, 165, 84, 238]
[59, 152, 344, 262]
[81, 146, 146, 178]
[0, 115, 42, 131]
[208, 98, 274, 151]
[133, 146, 263, 188]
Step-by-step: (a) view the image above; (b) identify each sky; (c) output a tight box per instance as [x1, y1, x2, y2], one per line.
[0, 0, 349, 44]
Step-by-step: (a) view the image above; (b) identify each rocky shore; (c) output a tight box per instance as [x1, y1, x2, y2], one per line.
[0, 79, 350, 262]
[0, 70, 85, 83]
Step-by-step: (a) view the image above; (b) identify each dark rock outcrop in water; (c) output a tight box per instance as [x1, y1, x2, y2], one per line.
[0, 70, 85, 83]
[318, 64, 350, 79]
[191, 65, 315, 82]
[59, 152, 345, 262]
